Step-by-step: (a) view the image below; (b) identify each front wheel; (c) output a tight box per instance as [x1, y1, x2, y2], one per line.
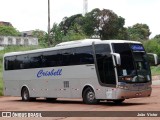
[83, 87, 99, 104]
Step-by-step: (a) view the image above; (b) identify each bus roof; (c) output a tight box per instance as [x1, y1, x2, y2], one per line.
[4, 39, 141, 57]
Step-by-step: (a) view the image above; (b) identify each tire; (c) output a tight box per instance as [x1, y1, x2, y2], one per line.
[46, 98, 57, 102]
[21, 87, 31, 101]
[113, 99, 125, 104]
[83, 87, 99, 104]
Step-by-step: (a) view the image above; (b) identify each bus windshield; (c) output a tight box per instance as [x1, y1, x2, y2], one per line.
[112, 43, 151, 83]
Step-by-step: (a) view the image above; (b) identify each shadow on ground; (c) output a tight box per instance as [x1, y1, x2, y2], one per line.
[12, 98, 148, 107]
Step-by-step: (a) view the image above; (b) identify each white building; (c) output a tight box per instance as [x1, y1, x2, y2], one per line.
[0, 36, 38, 46]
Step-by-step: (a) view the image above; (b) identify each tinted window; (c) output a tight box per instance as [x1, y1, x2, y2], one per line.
[43, 50, 62, 67]
[103, 56, 116, 84]
[113, 43, 151, 83]
[113, 43, 135, 76]
[4, 46, 94, 70]
[75, 46, 94, 65]
[16, 55, 30, 69]
[4, 58, 8, 70]
[5, 56, 16, 70]
[95, 44, 111, 54]
[62, 49, 74, 66]
[95, 44, 116, 85]
[29, 53, 43, 68]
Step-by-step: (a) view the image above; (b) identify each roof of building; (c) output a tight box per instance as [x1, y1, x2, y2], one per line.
[0, 21, 12, 27]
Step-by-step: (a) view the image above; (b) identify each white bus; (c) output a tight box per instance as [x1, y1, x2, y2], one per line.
[3, 39, 158, 104]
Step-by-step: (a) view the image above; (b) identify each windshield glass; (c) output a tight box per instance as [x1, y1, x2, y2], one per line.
[112, 43, 151, 83]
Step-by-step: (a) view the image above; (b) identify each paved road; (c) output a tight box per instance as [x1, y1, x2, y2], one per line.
[0, 81, 159, 120]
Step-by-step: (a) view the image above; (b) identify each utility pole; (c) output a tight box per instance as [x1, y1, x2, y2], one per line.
[48, 0, 51, 46]
[83, 0, 88, 16]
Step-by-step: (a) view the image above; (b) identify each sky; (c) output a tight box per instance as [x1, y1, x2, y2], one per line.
[0, 0, 160, 38]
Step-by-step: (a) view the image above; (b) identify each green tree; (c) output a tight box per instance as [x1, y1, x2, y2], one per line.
[59, 14, 87, 42]
[127, 23, 151, 40]
[0, 25, 20, 36]
[116, 27, 128, 40]
[83, 8, 101, 37]
[154, 34, 160, 39]
[99, 11, 126, 40]
[143, 39, 160, 57]
[50, 23, 64, 45]
[62, 30, 86, 41]
[51, 8, 127, 43]
[83, 8, 126, 40]
[32, 29, 47, 46]
[59, 14, 84, 35]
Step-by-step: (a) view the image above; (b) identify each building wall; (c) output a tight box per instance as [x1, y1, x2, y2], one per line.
[0, 36, 38, 46]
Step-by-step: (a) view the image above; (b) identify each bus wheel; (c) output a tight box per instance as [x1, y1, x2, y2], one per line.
[21, 87, 30, 101]
[83, 87, 99, 104]
[113, 99, 125, 104]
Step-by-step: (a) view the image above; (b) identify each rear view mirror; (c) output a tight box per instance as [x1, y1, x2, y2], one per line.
[111, 53, 121, 66]
[147, 53, 158, 66]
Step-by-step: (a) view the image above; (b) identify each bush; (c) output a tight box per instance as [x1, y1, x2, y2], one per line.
[143, 39, 160, 57]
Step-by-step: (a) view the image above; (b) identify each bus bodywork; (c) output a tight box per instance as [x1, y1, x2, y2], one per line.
[3, 39, 158, 104]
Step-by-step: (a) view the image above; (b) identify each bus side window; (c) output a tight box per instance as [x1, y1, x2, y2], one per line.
[62, 49, 74, 66]
[23, 55, 30, 69]
[5, 56, 16, 70]
[29, 53, 43, 68]
[16, 55, 23, 69]
[4, 57, 9, 70]
[43, 50, 62, 67]
[75, 46, 94, 65]
[16, 55, 30, 69]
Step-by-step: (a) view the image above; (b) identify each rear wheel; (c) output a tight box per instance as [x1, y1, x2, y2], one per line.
[21, 87, 30, 101]
[83, 87, 99, 104]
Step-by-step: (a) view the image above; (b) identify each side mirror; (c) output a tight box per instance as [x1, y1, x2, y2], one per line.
[111, 53, 121, 66]
[147, 53, 158, 66]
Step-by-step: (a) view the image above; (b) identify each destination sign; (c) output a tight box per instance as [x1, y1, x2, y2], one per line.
[131, 44, 144, 51]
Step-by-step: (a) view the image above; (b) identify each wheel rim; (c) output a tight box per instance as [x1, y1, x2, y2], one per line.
[87, 91, 95, 102]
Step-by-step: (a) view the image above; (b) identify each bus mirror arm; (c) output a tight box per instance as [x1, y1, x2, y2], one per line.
[111, 53, 121, 66]
[147, 53, 158, 65]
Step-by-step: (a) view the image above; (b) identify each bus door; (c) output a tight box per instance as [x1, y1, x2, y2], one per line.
[93, 44, 117, 99]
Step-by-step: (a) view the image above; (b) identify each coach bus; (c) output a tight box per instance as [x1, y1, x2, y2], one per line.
[3, 39, 158, 104]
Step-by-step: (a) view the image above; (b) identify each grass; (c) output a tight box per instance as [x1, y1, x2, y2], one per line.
[0, 57, 3, 96]
[151, 66, 160, 76]
[0, 74, 3, 96]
